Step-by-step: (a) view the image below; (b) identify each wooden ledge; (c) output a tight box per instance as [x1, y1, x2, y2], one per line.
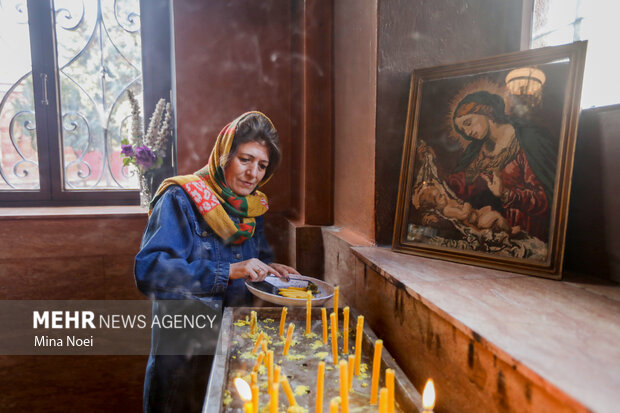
[0, 206, 148, 221]
[351, 246, 620, 413]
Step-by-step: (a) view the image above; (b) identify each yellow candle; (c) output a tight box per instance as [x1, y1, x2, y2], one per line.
[330, 312, 338, 364]
[339, 359, 349, 413]
[252, 331, 265, 354]
[244, 401, 253, 413]
[348, 355, 355, 391]
[270, 382, 279, 413]
[306, 291, 313, 335]
[379, 387, 388, 413]
[321, 308, 328, 344]
[250, 310, 257, 335]
[386, 369, 394, 413]
[267, 350, 274, 390]
[253, 352, 265, 373]
[329, 399, 338, 413]
[333, 286, 339, 331]
[316, 361, 325, 413]
[281, 375, 297, 406]
[251, 371, 257, 387]
[261, 338, 268, 353]
[283, 323, 295, 356]
[343, 306, 350, 354]
[252, 384, 259, 413]
[274, 365, 281, 387]
[370, 339, 383, 405]
[354, 315, 364, 375]
[279, 307, 288, 337]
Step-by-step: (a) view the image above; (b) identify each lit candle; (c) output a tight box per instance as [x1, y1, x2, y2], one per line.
[348, 355, 355, 391]
[267, 350, 274, 390]
[316, 361, 325, 413]
[252, 384, 259, 413]
[329, 399, 338, 413]
[386, 369, 394, 413]
[343, 306, 350, 354]
[244, 402, 253, 413]
[422, 378, 436, 413]
[250, 310, 257, 335]
[379, 387, 388, 413]
[334, 286, 339, 331]
[252, 331, 265, 354]
[354, 315, 364, 375]
[251, 371, 257, 387]
[306, 291, 312, 335]
[281, 375, 297, 406]
[274, 365, 281, 387]
[321, 308, 328, 344]
[330, 312, 338, 364]
[279, 307, 288, 337]
[370, 339, 383, 405]
[339, 359, 349, 413]
[234, 377, 253, 413]
[253, 352, 265, 373]
[270, 382, 279, 413]
[283, 323, 295, 356]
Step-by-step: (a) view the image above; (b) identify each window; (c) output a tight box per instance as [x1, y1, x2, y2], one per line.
[0, 0, 174, 206]
[530, 0, 620, 108]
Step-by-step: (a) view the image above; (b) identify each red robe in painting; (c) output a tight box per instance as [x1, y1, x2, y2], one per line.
[448, 150, 550, 241]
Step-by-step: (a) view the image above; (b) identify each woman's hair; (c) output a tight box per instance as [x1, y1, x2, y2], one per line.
[453, 91, 510, 140]
[224, 112, 281, 179]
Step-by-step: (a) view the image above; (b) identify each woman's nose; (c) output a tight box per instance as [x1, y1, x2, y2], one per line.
[246, 163, 258, 178]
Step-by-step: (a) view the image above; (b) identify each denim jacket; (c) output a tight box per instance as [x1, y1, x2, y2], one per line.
[134, 185, 274, 306]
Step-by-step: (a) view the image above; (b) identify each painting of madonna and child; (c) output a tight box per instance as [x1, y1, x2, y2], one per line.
[393, 42, 586, 278]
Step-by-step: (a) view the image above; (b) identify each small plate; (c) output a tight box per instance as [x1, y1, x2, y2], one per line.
[245, 275, 334, 307]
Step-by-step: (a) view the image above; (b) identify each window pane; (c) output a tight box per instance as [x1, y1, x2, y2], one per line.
[0, 1, 40, 190]
[53, 0, 142, 190]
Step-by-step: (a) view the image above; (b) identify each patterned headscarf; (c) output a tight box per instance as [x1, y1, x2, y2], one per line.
[151, 111, 276, 245]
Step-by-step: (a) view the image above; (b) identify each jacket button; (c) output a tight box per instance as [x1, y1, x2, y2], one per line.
[201, 231, 207, 237]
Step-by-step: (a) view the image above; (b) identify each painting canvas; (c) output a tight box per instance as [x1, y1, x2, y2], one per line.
[392, 42, 587, 279]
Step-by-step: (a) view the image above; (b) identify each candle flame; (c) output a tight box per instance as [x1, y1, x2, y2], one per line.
[234, 377, 252, 401]
[422, 378, 435, 410]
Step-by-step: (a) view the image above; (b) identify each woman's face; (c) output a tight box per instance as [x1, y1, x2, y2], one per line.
[454, 113, 490, 140]
[224, 141, 270, 196]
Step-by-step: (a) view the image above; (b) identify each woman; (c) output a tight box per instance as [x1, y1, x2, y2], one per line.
[134, 111, 298, 412]
[447, 91, 556, 241]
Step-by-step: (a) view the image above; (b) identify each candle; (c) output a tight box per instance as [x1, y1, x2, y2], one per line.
[329, 399, 338, 413]
[267, 350, 274, 390]
[279, 307, 288, 337]
[330, 312, 338, 364]
[244, 402, 253, 413]
[274, 365, 281, 387]
[379, 387, 388, 413]
[370, 339, 383, 405]
[343, 306, 350, 354]
[281, 375, 297, 406]
[251, 372, 257, 387]
[386, 369, 394, 413]
[339, 359, 349, 413]
[283, 323, 295, 356]
[321, 308, 328, 344]
[422, 378, 436, 413]
[252, 331, 265, 354]
[270, 382, 279, 413]
[354, 315, 364, 375]
[253, 352, 265, 373]
[348, 355, 355, 391]
[306, 291, 312, 335]
[252, 384, 259, 413]
[261, 338, 268, 353]
[250, 310, 257, 335]
[316, 361, 325, 413]
[334, 286, 339, 331]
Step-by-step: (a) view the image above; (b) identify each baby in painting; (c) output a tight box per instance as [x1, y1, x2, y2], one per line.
[412, 180, 519, 234]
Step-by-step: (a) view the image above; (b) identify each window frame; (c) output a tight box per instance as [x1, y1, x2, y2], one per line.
[0, 0, 176, 207]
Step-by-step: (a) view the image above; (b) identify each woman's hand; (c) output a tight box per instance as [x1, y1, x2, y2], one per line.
[269, 263, 300, 280]
[482, 169, 504, 198]
[229, 258, 282, 282]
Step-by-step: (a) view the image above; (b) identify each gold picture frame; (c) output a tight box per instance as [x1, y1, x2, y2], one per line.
[392, 42, 587, 279]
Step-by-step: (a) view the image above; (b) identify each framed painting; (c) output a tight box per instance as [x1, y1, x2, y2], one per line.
[392, 42, 587, 279]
